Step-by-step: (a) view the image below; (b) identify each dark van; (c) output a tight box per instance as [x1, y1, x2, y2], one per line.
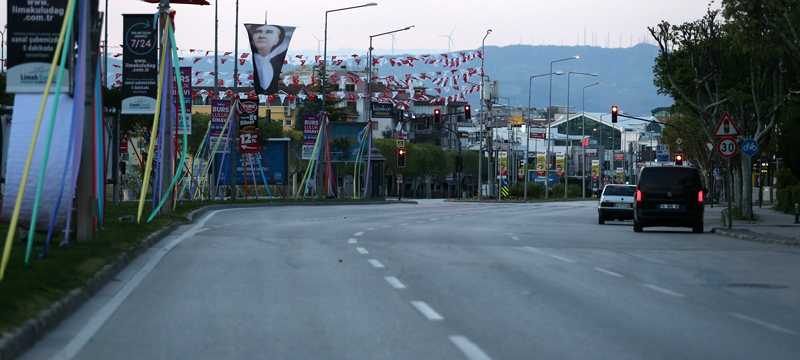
[633, 166, 705, 233]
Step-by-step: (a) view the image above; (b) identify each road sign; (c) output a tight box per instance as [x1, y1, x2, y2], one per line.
[741, 139, 759, 157]
[396, 139, 405, 149]
[714, 112, 740, 137]
[717, 136, 738, 158]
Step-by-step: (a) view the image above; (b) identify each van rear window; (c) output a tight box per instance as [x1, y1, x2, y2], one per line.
[638, 167, 701, 189]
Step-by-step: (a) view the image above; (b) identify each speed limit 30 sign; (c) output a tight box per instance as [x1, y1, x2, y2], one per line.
[717, 136, 738, 158]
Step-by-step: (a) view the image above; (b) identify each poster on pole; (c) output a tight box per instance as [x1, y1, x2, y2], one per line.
[302, 114, 320, 160]
[239, 129, 262, 154]
[209, 99, 230, 153]
[6, 0, 71, 93]
[591, 159, 600, 179]
[237, 99, 259, 129]
[172, 66, 192, 134]
[244, 23, 296, 94]
[556, 154, 565, 176]
[121, 14, 158, 114]
[536, 153, 546, 176]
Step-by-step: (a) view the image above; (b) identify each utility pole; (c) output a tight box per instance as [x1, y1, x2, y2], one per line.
[77, 0, 102, 241]
[158, 0, 174, 214]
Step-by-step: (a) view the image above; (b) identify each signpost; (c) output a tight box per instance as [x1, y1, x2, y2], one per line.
[741, 139, 759, 158]
[714, 113, 739, 229]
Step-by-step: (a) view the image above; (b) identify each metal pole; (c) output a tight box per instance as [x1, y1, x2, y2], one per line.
[103, 0, 108, 87]
[112, 110, 120, 203]
[565, 74, 571, 199]
[546, 62, 553, 199]
[77, 0, 101, 241]
[211, 0, 218, 199]
[364, 36, 374, 198]
[230, 0, 239, 200]
[582, 87, 586, 198]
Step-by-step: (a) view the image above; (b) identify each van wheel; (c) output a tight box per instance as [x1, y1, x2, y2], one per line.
[692, 221, 704, 234]
[633, 221, 643, 233]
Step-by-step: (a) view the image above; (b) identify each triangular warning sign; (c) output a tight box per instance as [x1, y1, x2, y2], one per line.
[714, 112, 740, 137]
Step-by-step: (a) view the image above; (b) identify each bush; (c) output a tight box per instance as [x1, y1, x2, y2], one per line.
[509, 182, 544, 199]
[548, 184, 582, 198]
[776, 169, 799, 188]
[776, 184, 800, 213]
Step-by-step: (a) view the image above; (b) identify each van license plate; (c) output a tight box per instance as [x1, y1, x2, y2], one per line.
[659, 204, 681, 210]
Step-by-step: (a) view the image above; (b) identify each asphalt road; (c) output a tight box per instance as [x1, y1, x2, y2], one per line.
[22, 200, 800, 360]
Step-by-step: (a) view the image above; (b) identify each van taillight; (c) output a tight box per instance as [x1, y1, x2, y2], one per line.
[697, 190, 704, 204]
[635, 189, 643, 204]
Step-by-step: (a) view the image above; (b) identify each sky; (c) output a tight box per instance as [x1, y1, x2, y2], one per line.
[0, 0, 712, 56]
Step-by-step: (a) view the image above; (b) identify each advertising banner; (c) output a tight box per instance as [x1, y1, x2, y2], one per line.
[239, 129, 262, 154]
[237, 99, 259, 129]
[536, 153, 546, 176]
[556, 154, 565, 176]
[614, 152, 625, 161]
[6, 0, 70, 93]
[244, 23, 296, 94]
[121, 14, 158, 114]
[591, 159, 600, 179]
[172, 66, 192, 134]
[209, 99, 230, 153]
[499, 151, 508, 178]
[302, 114, 320, 160]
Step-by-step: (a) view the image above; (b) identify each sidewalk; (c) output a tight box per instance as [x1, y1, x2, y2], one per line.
[706, 203, 800, 246]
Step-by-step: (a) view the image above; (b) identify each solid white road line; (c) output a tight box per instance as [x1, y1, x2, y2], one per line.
[356, 247, 369, 255]
[368, 259, 385, 269]
[511, 236, 520, 241]
[521, 246, 576, 263]
[384, 276, 407, 289]
[594, 267, 624, 278]
[52, 208, 234, 360]
[643, 283, 685, 298]
[410, 301, 444, 321]
[730, 312, 798, 335]
[354, 231, 364, 237]
[449, 335, 492, 360]
[347, 238, 357, 244]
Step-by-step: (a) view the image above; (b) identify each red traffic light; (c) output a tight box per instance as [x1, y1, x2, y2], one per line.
[464, 105, 471, 120]
[433, 108, 442, 122]
[675, 153, 684, 166]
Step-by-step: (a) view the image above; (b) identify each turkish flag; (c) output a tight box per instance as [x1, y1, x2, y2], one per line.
[141, 0, 210, 4]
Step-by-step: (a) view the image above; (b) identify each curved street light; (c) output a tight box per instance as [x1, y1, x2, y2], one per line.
[545, 55, 580, 198]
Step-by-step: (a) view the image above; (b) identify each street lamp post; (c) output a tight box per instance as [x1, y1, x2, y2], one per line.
[323, 3, 378, 105]
[363, 25, 414, 198]
[545, 55, 579, 199]
[564, 71, 598, 198]
[524, 72, 561, 201]
[1, 26, 6, 72]
[581, 81, 600, 198]
[479, 29, 492, 199]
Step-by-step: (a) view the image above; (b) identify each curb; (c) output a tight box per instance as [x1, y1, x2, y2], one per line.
[711, 227, 800, 246]
[0, 199, 416, 360]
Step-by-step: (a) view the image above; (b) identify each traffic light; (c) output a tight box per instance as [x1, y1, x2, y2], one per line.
[674, 152, 684, 166]
[397, 148, 407, 168]
[464, 105, 471, 120]
[433, 108, 441, 122]
[611, 105, 619, 123]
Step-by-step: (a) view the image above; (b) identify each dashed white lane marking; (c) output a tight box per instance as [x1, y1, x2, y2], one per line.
[449, 335, 492, 360]
[354, 231, 364, 237]
[511, 236, 520, 241]
[521, 246, 575, 263]
[410, 301, 444, 321]
[594, 267, 624, 278]
[730, 313, 798, 335]
[367, 227, 376, 231]
[356, 247, 369, 255]
[430, 218, 439, 221]
[384, 276, 407, 289]
[347, 238, 357, 244]
[643, 283, 685, 298]
[401, 223, 409, 226]
[368, 259, 385, 269]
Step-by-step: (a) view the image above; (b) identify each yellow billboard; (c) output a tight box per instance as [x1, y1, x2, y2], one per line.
[591, 160, 600, 178]
[556, 154, 565, 176]
[536, 153, 546, 175]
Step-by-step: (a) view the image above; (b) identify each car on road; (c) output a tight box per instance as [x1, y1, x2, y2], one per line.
[633, 166, 705, 233]
[598, 184, 636, 224]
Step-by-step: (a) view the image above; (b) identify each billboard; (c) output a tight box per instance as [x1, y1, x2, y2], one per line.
[536, 153, 546, 176]
[530, 127, 546, 139]
[121, 14, 158, 114]
[591, 159, 600, 179]
[217, 139, 288, 185]
[555, 154, 565, 176]
[6, 0, 71, 93]
[244, 24, 296, 94]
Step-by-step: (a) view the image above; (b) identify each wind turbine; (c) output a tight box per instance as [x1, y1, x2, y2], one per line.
[439, 28, 455, 52]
